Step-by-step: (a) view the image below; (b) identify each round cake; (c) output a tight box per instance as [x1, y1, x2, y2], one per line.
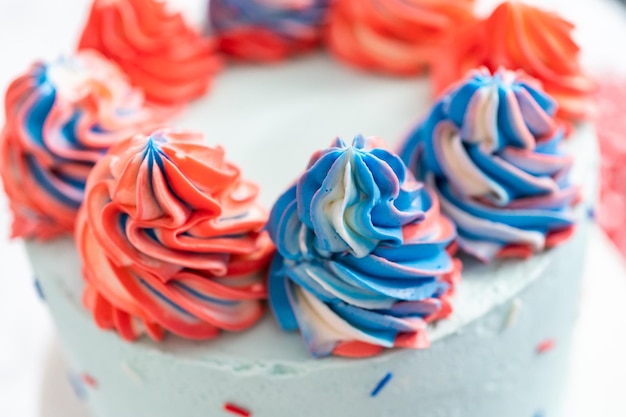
[24, 54, 597, 417]
[0, 1, 599, 417]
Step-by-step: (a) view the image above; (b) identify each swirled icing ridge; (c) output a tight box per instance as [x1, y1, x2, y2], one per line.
[0, 51, 154, 240]
[401, 67, 579, 262]
[327, 0, 476, 75]
[210, 0, 331, 62]
[78, 0, 221, 106]
[76, 129, 274, 342]
[268, 135, 460, 358]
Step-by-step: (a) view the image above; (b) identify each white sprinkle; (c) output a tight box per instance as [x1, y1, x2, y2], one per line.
[503, 298, 523, 330]
[121, 362, 143, 385]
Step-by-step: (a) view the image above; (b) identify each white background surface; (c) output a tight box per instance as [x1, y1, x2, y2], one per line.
[0, 0, 626, 416]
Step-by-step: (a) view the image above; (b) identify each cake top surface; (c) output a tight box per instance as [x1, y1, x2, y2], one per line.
[175, 53, 429, 209]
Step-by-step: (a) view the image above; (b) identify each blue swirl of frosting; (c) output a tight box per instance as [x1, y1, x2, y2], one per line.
[400, 68, 579, 262]
[209, 0, 330, 42]
[267, 136, 458, 358]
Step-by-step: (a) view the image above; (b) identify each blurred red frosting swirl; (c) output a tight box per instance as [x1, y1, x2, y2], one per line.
[326, 0, 476, 75]
[78, 0, 222, 106]
[77, 130, 274, 342]
[432, 1, 595, 121]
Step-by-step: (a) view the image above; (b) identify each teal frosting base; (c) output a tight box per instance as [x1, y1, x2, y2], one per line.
[25, 53, 598, 417]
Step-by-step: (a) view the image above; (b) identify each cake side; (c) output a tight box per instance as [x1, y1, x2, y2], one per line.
[27, 205, 592, 417]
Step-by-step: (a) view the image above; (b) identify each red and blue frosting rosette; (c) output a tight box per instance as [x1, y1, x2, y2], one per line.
[0, 51, 155, 240]
[209, 0, 331, 61]
[76, 129, 274, 342]
[267, 135, 460, 358]
[400, 67, 580, 262]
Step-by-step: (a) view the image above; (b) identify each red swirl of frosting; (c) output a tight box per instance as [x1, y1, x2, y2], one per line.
[326, 0, 476, 75]
[76, 130, 274, 342]
[432, 2, 595, 121]
[78, 0, 222, 106]
[0, 51, 155, 240]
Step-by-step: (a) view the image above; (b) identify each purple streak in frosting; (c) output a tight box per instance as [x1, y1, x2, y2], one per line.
[210, 0, 329, 38]
[400, 67, 579, 262]
[267, 135, 459, 358]
[209, 0, 330, 60]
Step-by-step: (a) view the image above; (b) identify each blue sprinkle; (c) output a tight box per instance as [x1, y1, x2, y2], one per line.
[534, 411, 545, 417]
[370, 372, 393, 397]
[67, 371, 86, 400]
[587, 206, 596, 220]
[34, 278, 45, 301]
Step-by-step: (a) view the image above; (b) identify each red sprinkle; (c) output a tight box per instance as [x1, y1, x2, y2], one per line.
[82, 373, 98, 388]
[536, 339, 556, 354]
[224, 403, 251, 417]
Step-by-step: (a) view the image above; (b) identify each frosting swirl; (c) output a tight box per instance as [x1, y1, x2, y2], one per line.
[268, 136, 460, 358]
[78, 0, 221, 106]
[432, 1, 594, 121]
[76, 130, 274, 341]
[326, 0, 476, 75]
[0, 51, 154, 240]
[401, 68, 579, 262]
[209, 0, 331, 62]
